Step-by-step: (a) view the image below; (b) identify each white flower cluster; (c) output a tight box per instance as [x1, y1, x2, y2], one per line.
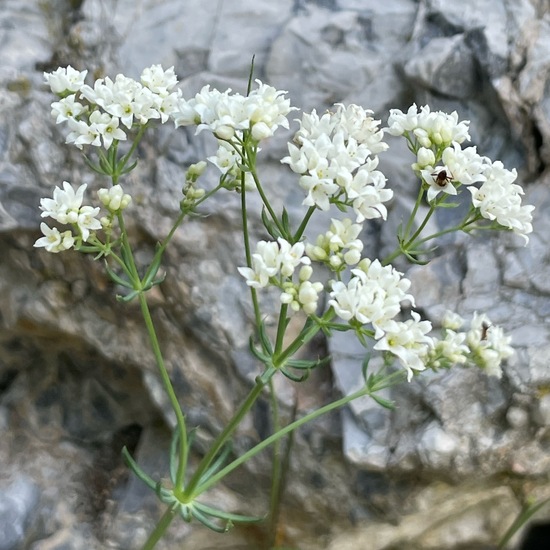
[328, 259, 431, 380]
[387, 104, 470, 147]
[387, 104, 535, 243]
[282, 104, 392, 221]
[428, 311, 514, 378]
[34, 182, 131, 252]
[173, 80, 294, 189]
[306, 218, 363, 270]
[45, 64, 182, 149]
[469, 160, 534, 243]
[173, 80, 294, 141]
[237, 238, 323, 314]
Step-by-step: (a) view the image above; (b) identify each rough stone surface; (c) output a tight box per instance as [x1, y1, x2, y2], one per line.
[2, 0, 550, 548]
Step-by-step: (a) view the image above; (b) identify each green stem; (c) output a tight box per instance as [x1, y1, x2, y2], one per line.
[267, 378, 282, 547]
[273, 303, 289, 357]
[403, 182, 425, 240]
[293, 206, 316, 242]
[247, 160, 286, 238]
[138, 292, 188, 491]
[193, 383, 380, 497]
[184, 365, 277, 498]
[240, 173, 262, 329]
[275, 310, 333, 367]
[141, 505, 177, 550]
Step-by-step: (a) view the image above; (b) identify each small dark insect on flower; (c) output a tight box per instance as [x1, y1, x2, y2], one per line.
[481, 321, 491, 340]
[432, 169, 452, 187]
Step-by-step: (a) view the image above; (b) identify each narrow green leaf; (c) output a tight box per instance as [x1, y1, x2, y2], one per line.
[191, 507, 229, 533]
[122, 446, 157, 491]
[262, 207, 281, 240]
[280, 368, 309, 382]
[104, 261, 133, 288]
[198, 443, 233, 486]
[194, 501, 265, 524]
[116, 289, 140, 302]
[370, 393, 396, 410]
[498, 496, 550, 549]
[258, 321, 274, 355]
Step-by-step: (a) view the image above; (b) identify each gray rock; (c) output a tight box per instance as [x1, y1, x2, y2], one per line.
[0, 476, 40, 550]
[1, 0, 550, 548]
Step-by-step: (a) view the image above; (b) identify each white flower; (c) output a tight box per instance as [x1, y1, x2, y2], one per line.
[348, 165, 393, 222]
[50, 94, 87, 124]
[386, 104, 420, 136]
[442, 311, 464, 331]
[441, 142, 485, 186]
[65, 117, 101, 149]
[333, 104, 388, 155]
[88, 110, 127, 149]
[277, 239, 310, 277]
[40, 181, 87, 223]
[140, 64, 178, 96]
[75, 205, 102, 241]
[39, 181, 101, 242]
[420, 165, 457, 202]
[44, 66, 87, 94]
[238, 238, 310, 289]
[34, 223, 75, 253]
[374, 312, 434, 381]
[463, 313, 514, 378]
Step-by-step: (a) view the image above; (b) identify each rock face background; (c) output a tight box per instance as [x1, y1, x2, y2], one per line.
[2, 0, 550, 548]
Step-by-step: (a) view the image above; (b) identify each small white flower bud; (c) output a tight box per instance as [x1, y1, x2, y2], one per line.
[329, 255, 343, 269]
[417, 147, 435, 168]
[299, 265, 313, 282]
[343, 249, 361, 265]
[187, 161, 207, 180]
[251, 121, 272, 141]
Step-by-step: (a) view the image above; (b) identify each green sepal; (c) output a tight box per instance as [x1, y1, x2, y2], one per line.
[122, 446, 157, 491]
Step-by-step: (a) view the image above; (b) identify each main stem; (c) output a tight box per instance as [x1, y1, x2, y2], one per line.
[184, 365, 277, 499]
[141, 505, 177, 550]
[138, 293, 188, 490]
